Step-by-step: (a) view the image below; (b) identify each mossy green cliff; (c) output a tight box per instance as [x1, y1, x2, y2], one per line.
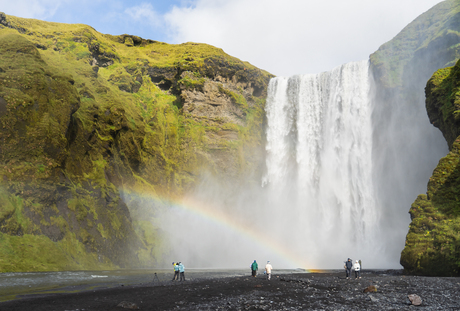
[425, 61, 460, 149]
[400, 59, 460, 276]
[369, 0, 460, 276]
[370, 0, 460, 89]
[0, 13, 273, 272]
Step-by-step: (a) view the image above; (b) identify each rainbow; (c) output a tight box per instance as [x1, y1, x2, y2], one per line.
[120, 189, 316, 271]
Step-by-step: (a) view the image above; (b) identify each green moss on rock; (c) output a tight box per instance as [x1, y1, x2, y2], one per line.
[370, 0, 460, 88]
[425, 59, 460, 149]
[0, 12, 273, 272]
[401, 61, 460, 276]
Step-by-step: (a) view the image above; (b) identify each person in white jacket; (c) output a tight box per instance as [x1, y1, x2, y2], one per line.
[265, 261, 273, 280]
[353, 260, 361, 279]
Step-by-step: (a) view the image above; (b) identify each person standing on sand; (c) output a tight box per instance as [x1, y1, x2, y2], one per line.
[251, 260, 258, 277]
[265, 261, 273, 280]
[353, 260, 361, 279]
[172, 262, 180, 281]
[178, 262, 185, 281]
[344, 258, 353, 279]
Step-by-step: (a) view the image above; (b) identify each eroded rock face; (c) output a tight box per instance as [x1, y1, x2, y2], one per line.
[3, 181, 141, 268]
[0, 12, 26, 33]
[367, 0, 460, 277]
[0, 12, 273, 271]
[0, 33, 79, 173]
[147, 66, 176, 91]
[400, 60, 460, 276]
[425, 59, 460, 150]
[0, 33, 143, 269]
[182, 79, 245, 126]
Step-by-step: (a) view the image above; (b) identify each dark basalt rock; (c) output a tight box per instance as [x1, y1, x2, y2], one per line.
[147, 66, 178, 91]
[0, 271, 458, 310]
[0, 12, 27, 33]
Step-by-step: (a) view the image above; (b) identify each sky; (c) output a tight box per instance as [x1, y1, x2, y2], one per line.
[0, 0, 446, 76]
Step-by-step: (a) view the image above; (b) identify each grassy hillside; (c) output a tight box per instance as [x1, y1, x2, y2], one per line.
[370, 0, 460, 88]
[0, 13, 273, 272]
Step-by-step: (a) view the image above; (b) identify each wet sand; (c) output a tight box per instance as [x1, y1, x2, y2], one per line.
[1, 270, 459, 310]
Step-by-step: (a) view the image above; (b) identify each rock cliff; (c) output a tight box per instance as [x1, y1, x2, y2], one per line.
[0, 13, 273, 271]
[369, 0, 460, 274]
[400, 59, 460, 276]
[426, 62, 460, 149]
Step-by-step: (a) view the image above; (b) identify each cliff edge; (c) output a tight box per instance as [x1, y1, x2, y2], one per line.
[400, 59, 460, 276]
[0, 12, 273, 271]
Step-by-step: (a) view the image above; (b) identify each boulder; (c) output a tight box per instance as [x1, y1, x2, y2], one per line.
[408, 294, 422, 306]
[363, 285, 377, 293]
[117, 301, 139, 309]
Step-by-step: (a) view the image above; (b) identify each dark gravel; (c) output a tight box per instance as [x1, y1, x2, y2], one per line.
[1, 270, 459, 310]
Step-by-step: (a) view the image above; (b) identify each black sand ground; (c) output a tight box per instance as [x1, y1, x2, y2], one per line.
[1, 270, 459, 310]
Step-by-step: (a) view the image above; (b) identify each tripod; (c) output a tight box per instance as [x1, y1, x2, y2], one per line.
[152, 272, 160, 284]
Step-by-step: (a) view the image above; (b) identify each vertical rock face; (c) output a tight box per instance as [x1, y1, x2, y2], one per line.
[400, 59, 460, 276]
[0, 31, 143, 270]
[0, 13, 272, 271]
[425, 63, 460, 149]
[387, 0, 460, 276]
[369, 0, 460, 272]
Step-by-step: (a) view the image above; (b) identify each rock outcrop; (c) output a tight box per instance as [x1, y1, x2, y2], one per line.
[425, 62, 460, 149]
[369, 0, 460, 275]
[400, 59, 460, 276]
[0, 13, 272, 271]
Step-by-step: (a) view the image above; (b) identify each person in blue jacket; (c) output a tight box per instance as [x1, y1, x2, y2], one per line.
[178, 262, 185, 281]
[172, 262, 180, 281]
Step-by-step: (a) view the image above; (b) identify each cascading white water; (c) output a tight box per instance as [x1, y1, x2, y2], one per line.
[160, 60, 403, 269]
[263, 60, 380, 267]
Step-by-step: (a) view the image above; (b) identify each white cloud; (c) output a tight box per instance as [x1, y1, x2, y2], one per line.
[0, 0, 67, 20]
[0, 0, 446, 76]
[124, 2, 161, 27]
[164, 0, 445, 76]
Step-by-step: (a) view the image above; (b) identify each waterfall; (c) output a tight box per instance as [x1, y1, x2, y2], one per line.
[162, 60, 400, 269]
[263, 60, 380, 266]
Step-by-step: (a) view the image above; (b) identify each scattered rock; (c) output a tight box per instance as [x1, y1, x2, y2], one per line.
[368, 295, 379, 302]
[408, 294, 422, 306]
[363, 285, 377, 293]
[117, 301, 139, 309]
[1, 270, 458, 310]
